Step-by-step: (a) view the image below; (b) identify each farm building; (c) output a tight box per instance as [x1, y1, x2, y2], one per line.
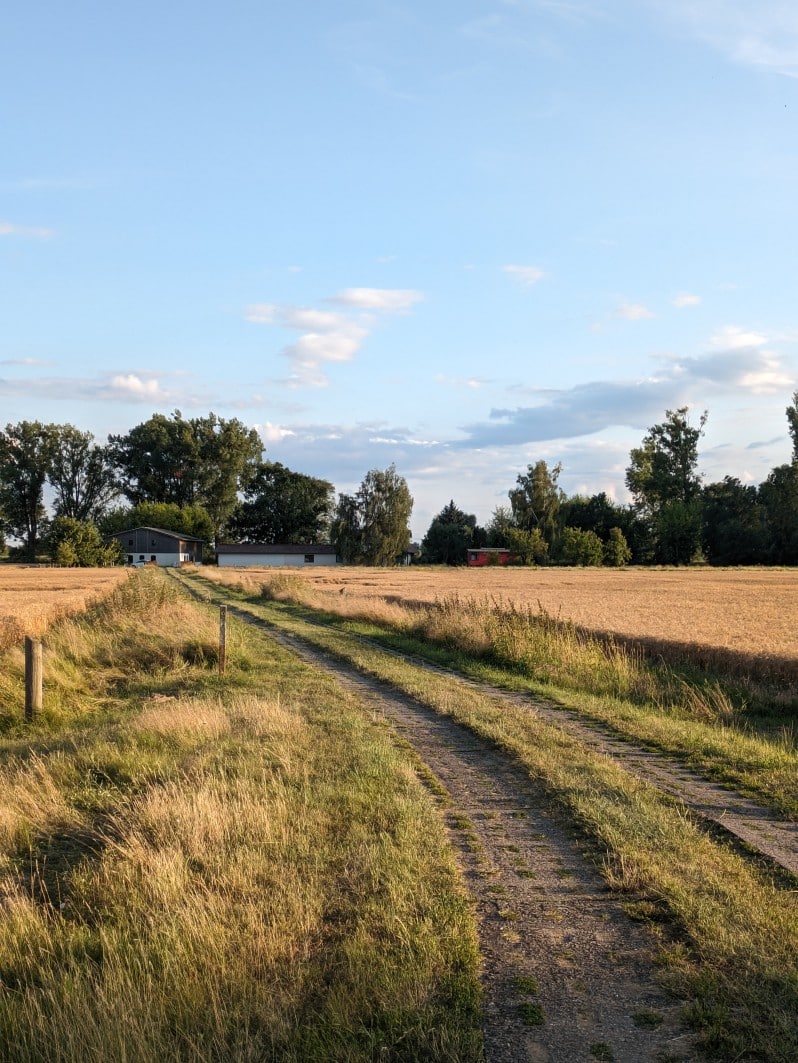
[108, 527, 205, 567]
[466, 548, 514, 567]
[216, 543, 340, 567]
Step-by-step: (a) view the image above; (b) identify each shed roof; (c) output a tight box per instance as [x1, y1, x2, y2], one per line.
[216, 542, 336, 555]
[110, 526, 206, 543]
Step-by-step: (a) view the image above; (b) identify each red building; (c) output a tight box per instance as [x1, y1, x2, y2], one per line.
[466, 548, 514, 566]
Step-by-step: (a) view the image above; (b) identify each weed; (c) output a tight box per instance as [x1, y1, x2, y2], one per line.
[519, 1001, 545, 1026]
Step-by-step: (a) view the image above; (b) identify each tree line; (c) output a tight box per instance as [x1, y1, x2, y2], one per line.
[0, 410, 412, 566]
[421, 396, 798, 567]
[0, 397, 796, 566]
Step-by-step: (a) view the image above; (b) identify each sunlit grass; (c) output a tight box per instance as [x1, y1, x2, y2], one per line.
[192, 573, 798, 1062]
[0, 569, 482, 1062]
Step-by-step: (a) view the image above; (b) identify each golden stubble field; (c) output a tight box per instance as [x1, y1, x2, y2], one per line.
[208, 565, 798, 663]
[0, 566, 129, 642]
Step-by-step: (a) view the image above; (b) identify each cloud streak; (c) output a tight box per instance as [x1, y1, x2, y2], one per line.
[649, 1, 798, 77]
[457, 342, 795, 448]
[246, 287, 425, 387]
[0, 221, 53, 239]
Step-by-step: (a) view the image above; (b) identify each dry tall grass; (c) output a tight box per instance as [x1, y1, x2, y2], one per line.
[203, 566, 798, 684]
[0, 569, 482, 1061]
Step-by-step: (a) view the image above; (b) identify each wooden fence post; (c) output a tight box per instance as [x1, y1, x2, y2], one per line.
[25, 637, 42, 719]
[219, 605, 227, 675]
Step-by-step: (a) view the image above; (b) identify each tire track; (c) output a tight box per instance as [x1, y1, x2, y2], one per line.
[173, 576, 699, 1062]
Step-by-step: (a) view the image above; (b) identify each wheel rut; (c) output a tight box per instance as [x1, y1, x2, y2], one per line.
[242, 614, 700, 1063]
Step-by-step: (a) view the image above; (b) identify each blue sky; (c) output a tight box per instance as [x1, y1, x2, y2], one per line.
[2, 1, 797, 537]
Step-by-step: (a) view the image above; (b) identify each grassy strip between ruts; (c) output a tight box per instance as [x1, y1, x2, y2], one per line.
[0, 569, 482, 1063]
[193, 577, 798, 1063]
[203, 569, 797, 820]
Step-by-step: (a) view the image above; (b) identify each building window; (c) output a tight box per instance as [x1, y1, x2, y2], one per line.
[139, 555, 145, 561]
[127, 555, 133, 564]
[304, 554, 315, 563]
[150, 555, 156, 562]
[128, 539, 133, 545]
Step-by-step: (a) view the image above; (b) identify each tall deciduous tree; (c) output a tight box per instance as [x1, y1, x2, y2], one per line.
[786, 390, 798, 464]
[331, 465, 413, 565]
[702, 477, 767, 566]
[49, 425, 118, 522]
[509, 461, 563, 547]
[0, 421, 60, 559]
[421, 500, 477, 565]
[625, 407, 707, 564]
[108, 410, 262, 538]
[229, 462, 335, 543]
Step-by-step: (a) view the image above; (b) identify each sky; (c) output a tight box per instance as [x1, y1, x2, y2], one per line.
[2, 0, 798, 538]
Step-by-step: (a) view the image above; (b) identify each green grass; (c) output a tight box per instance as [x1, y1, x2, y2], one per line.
[190, 575, 798, 1063]
[226, 580, 798, 819]
[0, 570, 482, 1062]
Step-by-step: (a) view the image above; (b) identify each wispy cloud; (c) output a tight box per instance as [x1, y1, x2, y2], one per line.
[503, 264, 546, 287]
[0, 370, 205, 406]
[649, 1, 798, 77]
[672, 292, 702, 307]
[615, 302, 655, 320]
[246, 288, 424, 387]
[709, 325, 768, 350]
[0, 221, 53, 239]
[435, 373, 489, 389]
[0, 357, 56, 367]
[330, 287, 424, 311]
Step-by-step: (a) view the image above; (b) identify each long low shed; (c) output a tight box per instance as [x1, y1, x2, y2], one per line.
[216, 543, 340, 567]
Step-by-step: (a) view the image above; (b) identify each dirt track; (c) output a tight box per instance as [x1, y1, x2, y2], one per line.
[176, 573, 796, 1060]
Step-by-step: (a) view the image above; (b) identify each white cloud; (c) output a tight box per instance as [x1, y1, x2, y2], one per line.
[245, 304, 277, 325]
[503, 264, 546, 286]
[672, 293, 702, 307]
[256, 422, 296, 443]
[709, 325, 768, 350]
[0, 221, 53, 239]
[108, 374, 166, 398]
[0, 357, 56, 367]
[330, 287, 424, 312]
[649, 1, 798, 77]
[434, 373, 489, 389]
[247, 287, 424, 387]
[616, 302, 655, 320]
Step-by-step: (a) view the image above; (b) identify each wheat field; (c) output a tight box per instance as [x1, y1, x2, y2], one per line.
[0, 566, 129, 644]
[204, 565, 798, 664]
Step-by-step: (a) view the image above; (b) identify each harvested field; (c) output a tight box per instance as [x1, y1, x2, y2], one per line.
[203, 565, 798, 674]
[0, 566, 128, 646]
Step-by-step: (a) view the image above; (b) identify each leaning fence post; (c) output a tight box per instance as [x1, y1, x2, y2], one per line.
[25, 637, 43, 719]
[219, 605, 227, 675]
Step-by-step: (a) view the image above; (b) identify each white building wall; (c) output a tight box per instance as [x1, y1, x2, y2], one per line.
[218, 553, 338, 568]
[128, 551, 182, 567]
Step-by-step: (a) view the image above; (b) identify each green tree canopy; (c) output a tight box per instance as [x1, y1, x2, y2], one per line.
[331, 465, 413, 565]
[99, 502, 214, 544]
[509, 461, 563, 546]
[625, 407, 707, 564]
[49, 425, 118, 522]
[0, 421, 60, 559]
[421, 500, 477, 565]
[787, 391, 798, 464]
[559, 527, 604, 566]
[229, 462, 335, 543]
[108, 410, 262, 538]
[47, 517, 125, 567]
[702, 477, 767, 566]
